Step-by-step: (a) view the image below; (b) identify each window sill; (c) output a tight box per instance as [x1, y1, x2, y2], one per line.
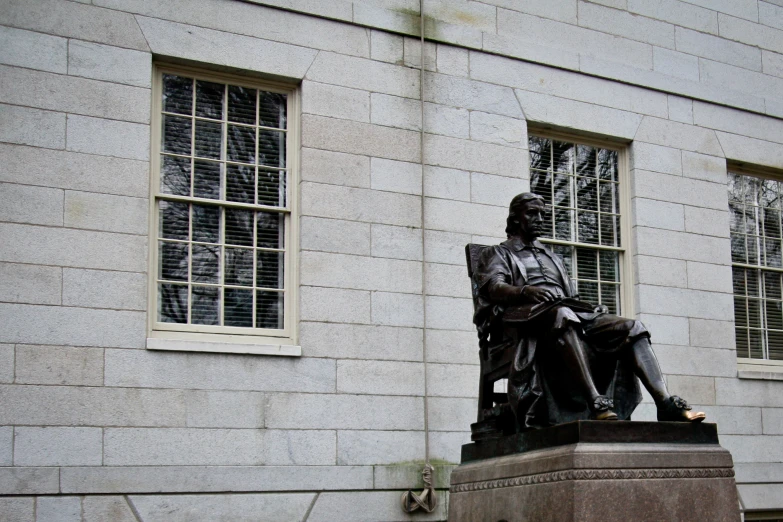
[737, 358, 783, 381]
[147, 336, 301, 356]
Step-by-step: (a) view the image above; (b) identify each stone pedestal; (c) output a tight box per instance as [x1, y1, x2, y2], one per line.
[448, 421, 740, 522]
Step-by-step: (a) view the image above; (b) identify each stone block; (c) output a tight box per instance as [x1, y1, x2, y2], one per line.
[424, 165, 471, 201]
[68, 40, 150, 88]
[471, 173, 526, 206]
[300, 285, 370, 324]
[0, 427, 10, 465]
[302, 114, 420, 163]
[337, 430, 425, 465]
[722, 435, 783, 463]
[0, 104, 64, 149]
[82, 496, 137, 522]
[667, 95, 694, 123]
[693, 101, 783, 147]
[437, 44, 469, 76]
[265, 430, 337, 465]
[0, 467, 59, 494]
[717, 377, 783, 407]
[301, 251, 421, 293]
[636, 226, 731, 265]
[370, 157, 422, 195]
[300, 147, 369, 188]
[425, 229, 472, 265]
[578, 1, 675, 49]
[302, 81, 369, 122]
[761, 1, 783, 30]
[630, 143, 682, 176]
[0, 384, 186, 427]
[426, 262, 470, 298]
[426, 363, 479, 398]
[306, 51, 419, 99]
[136, 16, 316, 78]
[739, 483, 783, 511]
[700, 59, 783, 102]
[0, 183, 63, 227]
[666, 375, 716, 405]
[676, 26, 762, 71]
[734, 462, 783, 483]
[353, 3, 419, 40]
[37, 496, 81, 522]
[371, 291, 424, 327]
[687, 0, 759, 21]
[681, 150, 727, 184]
[0, 498, 34, 522]
[686, 261, 733, 293]
[426, 14, 484, 48]
[185, 390, 264, 429]
[633, 198, 684, 231]
[301, 216, 370, 256]
[426, 296, 474, 331]
[302, 181, 423, 226]
[689, 318, 735, 349]
[14, 426, 102, 466]
[469, 111, 527, 148]
[423, 103, 470, 139]
[0, 262, 62, 305]
[638, 314, 690, 346]
[699, 406, 762, 435]
[763, 49, 783, 77]
[516, 89, 642, 140]
[424, 133, 526, 177]
[337, 360, 424, 396]
[1, 0, 149, 50]
[483, 0, 576, 23]
[718, 12, 783, 53]
[497, 9, 655, 70]
[0, 26, 66, 74]
[634, 116, 723, 156]
[130, 493, 316, 522]
[634, 172, 729, 214]
[715, 132, 783, 171]
[63, 465, 372, 494]
[654, 344, 737, 377]
[762, 407, 783, 434]
[105, 428, 264, 466]
[0, 303, 144, 348]
[425, 198, 508, 237]
[428, 396, 475, 431]
[628, 0, 718, 34]
[309, 490, 446, 522]
[426, 329, 479, 365]
[374, 463, 455, 489]
[425, 0, 497, 30]
[62, 268, 146, 311]
[402, 37, 436, 70]
[300, 322, 422, 361]
[637, 284, 734, 321]
[266, 393, 424, 430]
[15, 345, 103, 386]
[370, 30, 403, 63]
[0, 344, 12, 384]
[371, 92, 421, 132]
[423, 73, 523, 118]
[66, 115, 149, 161]
[371, 224, 422, 261]
[106, 348, 335, 393]
[430, 431, 470, 463]
[0, 223, 147, 272]
[0, 144, 148, 198]
[0, 65, 149, 124]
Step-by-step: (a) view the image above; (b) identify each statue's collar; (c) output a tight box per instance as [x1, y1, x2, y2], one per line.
[504, 236, 546, 251]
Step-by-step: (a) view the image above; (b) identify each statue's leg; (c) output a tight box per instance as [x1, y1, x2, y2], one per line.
[628, 337, 669, 404]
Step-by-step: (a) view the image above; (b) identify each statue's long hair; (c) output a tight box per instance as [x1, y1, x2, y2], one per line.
[505, 192, 545, 238]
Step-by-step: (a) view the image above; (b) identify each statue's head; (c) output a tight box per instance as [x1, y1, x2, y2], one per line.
[506, 192, 547, 239]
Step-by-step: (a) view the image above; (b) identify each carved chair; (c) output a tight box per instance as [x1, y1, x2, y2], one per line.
[465, 244, 515, 431]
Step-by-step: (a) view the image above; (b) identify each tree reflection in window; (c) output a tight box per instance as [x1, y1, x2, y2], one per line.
[529, 136, 622, 315]
[155, 73, 288, 331]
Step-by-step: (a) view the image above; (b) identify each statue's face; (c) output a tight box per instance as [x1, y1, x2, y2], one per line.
[517, 199, 546, 239]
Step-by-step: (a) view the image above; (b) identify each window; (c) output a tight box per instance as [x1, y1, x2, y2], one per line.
[528, 134, 629, 315]
[148, 66, 298, 352]
[729, 171, 783, 362]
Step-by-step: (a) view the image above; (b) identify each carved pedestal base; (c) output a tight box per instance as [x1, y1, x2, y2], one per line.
[448, 421, 740, 522]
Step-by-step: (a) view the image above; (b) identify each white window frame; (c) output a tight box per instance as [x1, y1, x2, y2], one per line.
[146, 64, 300, 356]
[528, 129, 635, 318]
[729, 166, 783, 374]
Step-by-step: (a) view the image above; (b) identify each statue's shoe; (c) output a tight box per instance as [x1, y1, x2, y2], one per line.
[656, 395, 706, 423]
[590, 396, 618, 421]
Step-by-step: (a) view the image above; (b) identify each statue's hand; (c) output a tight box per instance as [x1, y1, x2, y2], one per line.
[521, 285, 558, 304]
[594, 304, 609, 314]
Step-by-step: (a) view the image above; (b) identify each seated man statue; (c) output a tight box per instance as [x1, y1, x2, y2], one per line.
[473, 192, 705, 429]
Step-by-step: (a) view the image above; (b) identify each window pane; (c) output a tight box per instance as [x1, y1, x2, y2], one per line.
[552, 141, 573, 174]
[258, 169, 286, 207]
[257, 250, 284, 289]
[162, 115, 191, 155]
[194, 120, 222, 160]
[226, 208, 253, 246]
[227, 124, 255, 164]
[225, 248, 254, 287]
[226, 164, 255, 204]
[576, 248, 598, 281]
[597, 149, 617, 181]
[225, 288, 253, 327]
[258, 92, 286, 129]
[159, 241, 188, 282]
[191, 244, 219, 284]
[257, 290, 284, 329]
[191, 286, 219, 325]
[228, 85, 256, 125]
[578, 280, 598, 305]
[161, 155, 191, 196]
[195, 80, 223, 119]
[162, 75, 192, 115]
[192, 204, 220, 244]
[193, 160, 221, 200]
[257, 212, 285, 249]
[159, 283, 188, 323]
[258, 130, 286, 168]
[160, 200, 189, 240]
[529, 136, 551, 171]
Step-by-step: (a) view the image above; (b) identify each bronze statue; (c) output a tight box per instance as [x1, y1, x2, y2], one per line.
[470, 192, 705, 430]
